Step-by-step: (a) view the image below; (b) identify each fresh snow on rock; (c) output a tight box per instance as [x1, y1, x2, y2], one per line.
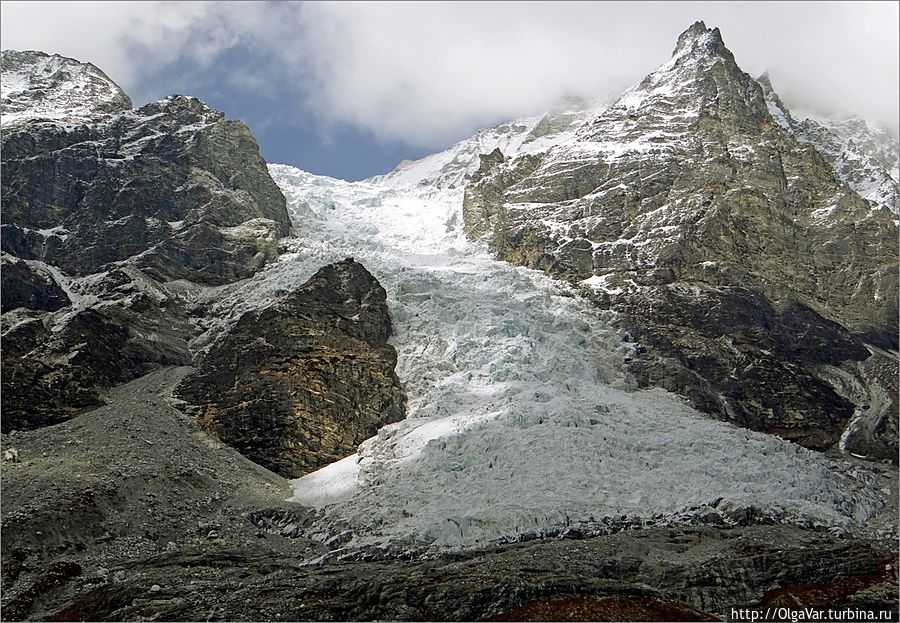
[792, 114, 899, 216]
[368, 96, 608, 190]
[1, 50, 132, 127]
[804, 114, 899, 183]
[758, 75, 899, 216]
[191, 161, 892, 554]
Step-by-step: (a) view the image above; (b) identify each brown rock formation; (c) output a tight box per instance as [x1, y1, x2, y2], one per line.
[176, 259, 406, 478]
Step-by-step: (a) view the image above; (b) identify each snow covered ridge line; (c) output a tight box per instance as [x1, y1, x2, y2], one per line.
[1, 49, 132, 127]
[758, 75, 899, 216]
[239, 164, 894, 554]
[368, 95, 610, 190]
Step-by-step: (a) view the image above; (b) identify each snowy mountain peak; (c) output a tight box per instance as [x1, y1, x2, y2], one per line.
[672, 20, 729, 60]
[567, 21, 769, 152]
[1, 49, 132, 127]
[377, 23, 766, 198]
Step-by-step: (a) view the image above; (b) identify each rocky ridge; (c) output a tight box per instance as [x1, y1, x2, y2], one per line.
[0, 54, 280, 432]
[1, 50, 132, 126]
[370, 95, 608, 190]
[759, 72, 899, 217]
[0, 50, 403, 475]
[460, 21, 899, 460]
[1, 92, 291, 283]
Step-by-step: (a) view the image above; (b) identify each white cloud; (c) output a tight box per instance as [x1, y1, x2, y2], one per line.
[1, 1, 204, 88]
[288, 1, 900, 144]
[288, 2, 659, 145]
[2, 1, 897, 146]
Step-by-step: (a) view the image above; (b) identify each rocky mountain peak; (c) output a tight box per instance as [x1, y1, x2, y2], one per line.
[1, 49, 132, 127]
[569, 21, 767, 146]
[462, 22, 898, 460]
[671, 20, 731, 62]
[756, 70, 774, 90]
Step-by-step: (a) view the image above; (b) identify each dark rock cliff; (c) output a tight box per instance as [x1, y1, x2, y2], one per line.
[1, 94, 291, 283]
[1, 52, 403, 455]
[0, 80, 294, 430]
[175, 259, 406, 478]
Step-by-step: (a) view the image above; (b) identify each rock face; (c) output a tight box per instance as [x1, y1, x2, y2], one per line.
[0, 254, 70, 313]
[0, 51, 295, 432]
[1, 267, 197, 432]
[759, 72, 899, 216]
[175, 259, 406, 478]
[1, 49, 406, 478]
[462, 22, 899, 460]
[1, 93, 290, 283]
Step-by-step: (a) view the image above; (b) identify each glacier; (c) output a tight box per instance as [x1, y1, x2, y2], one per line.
[189, 152, 893, 554]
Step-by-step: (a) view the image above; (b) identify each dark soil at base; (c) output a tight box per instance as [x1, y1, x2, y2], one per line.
[2, 368, 897, 621]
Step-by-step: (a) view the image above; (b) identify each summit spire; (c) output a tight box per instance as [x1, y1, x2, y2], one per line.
[671, 20, 731, 61]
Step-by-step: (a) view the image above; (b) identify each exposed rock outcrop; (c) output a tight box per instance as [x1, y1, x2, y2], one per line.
[0, 254, 69, 313]
[758, 72, 899, 215]
[462, 22, 899, 460]
[0, 51, 294, 431]
[1, 93, 290, 284]
[1, 267, 197, 432]
[176, 259, 406, 478]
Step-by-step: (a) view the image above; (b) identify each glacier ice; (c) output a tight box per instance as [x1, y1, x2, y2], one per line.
[196, 152, 890, 553]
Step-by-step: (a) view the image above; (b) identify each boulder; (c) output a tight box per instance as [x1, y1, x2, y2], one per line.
[176, 259, 406, 478]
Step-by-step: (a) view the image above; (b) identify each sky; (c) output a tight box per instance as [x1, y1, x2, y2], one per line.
[1, 1, 898, 181]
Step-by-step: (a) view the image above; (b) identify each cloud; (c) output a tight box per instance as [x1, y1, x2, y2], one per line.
[2, 1, 897, 146]
[288, 2, 663, 145]
[1, 1, 204, 88]
[288, 1, 900, 143]
[0, 1, 284, 94]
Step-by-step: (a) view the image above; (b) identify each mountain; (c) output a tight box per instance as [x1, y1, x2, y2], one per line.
[0, 50, 402, 455]
[2, 26, 898, 622]
[369, 95, 609, 190]
[263, 23, 896, 554]
[0, 52, 277, 431]
[462, 21, 898, 459]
